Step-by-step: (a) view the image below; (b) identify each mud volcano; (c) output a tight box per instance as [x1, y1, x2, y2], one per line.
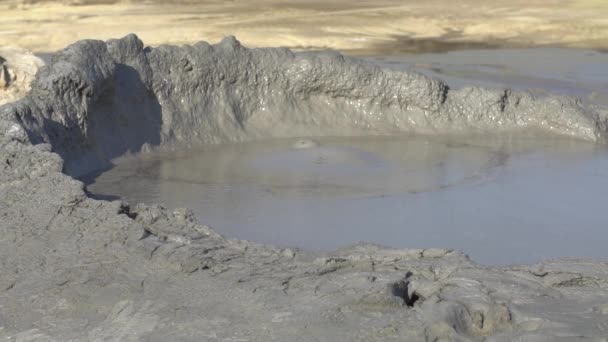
[2, 35, 608, 341]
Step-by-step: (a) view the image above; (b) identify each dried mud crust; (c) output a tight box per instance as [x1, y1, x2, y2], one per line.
[1, 35, 608, 341]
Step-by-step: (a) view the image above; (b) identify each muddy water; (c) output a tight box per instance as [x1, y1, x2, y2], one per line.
[86, 134, 608, 265]
[87, 49, 608, 265]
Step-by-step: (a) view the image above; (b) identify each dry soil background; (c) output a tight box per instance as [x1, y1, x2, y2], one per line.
[1, 0, 608, 54]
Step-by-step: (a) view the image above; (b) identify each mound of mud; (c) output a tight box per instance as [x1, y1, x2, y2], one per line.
[1, 35, 608, 341]
[6, 34, 608, 176]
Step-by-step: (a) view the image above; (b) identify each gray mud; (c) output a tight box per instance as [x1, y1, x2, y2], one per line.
[2, 35, 608, 341]
[86, 47, 608, 265]
[368, 48, 608, 106]
[87, 134, 608, 265]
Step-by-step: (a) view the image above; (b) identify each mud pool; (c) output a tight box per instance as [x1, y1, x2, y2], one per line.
[83, 48, 608, 266]
[85, 133, 607, 265]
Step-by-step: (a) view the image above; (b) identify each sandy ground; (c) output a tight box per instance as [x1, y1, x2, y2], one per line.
[1, 0, 608, 54]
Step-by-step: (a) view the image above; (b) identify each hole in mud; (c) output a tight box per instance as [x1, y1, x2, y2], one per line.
[390, 273, 420, 307]
[407, 293, 420, 308]
[118, 203, 138, 220]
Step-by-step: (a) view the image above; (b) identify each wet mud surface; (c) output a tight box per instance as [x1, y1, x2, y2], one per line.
[87, 48, 608, 265]
[87, 134, 608, 265]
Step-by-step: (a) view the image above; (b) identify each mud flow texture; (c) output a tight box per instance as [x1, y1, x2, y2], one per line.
[3, 33, 607, 177]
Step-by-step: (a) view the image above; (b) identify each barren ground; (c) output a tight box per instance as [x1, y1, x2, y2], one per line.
[2, 0, 608, 54]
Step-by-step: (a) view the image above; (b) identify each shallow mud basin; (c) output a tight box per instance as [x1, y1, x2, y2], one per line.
[86, 134, 608, 265]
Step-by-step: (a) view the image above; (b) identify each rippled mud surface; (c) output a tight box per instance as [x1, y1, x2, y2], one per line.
[87, 134, 608, 265]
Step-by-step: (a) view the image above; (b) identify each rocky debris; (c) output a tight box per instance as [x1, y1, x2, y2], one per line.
[1, 35, 608, 341]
